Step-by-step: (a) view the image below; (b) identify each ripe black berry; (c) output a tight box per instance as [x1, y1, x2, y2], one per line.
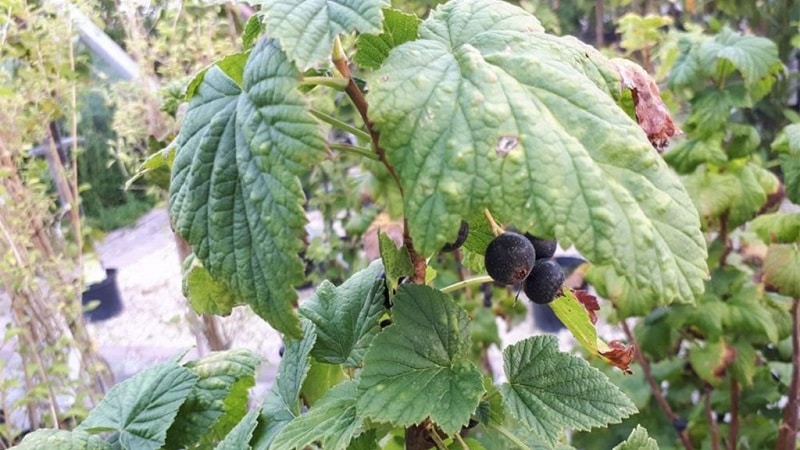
[524, 259, 565, 304]
[524, 233, 557, 260]
[484, 232, 536, 285]
[441, 221, 469, 252]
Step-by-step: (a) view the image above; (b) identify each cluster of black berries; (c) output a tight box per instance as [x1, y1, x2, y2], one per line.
[484, 231, 565, 304]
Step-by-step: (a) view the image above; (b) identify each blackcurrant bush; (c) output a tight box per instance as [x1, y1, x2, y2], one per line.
[524, 259, 565, 305]
[441, 221, 469, 252]
[484, 232, 536, 285]
[524, 233, 557, 260]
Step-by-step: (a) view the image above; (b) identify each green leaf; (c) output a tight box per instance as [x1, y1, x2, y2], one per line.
[183, 265, 240, 316]
[260, 0, 386, 69]
[500, 336, 637, 444]
[699, 28, 781, 94]
[378, 232, 413, 294]
[272, 381, 363, 450]
[300, 261, 385, 367]
[357, 285, 485, 435]
[550, 289, 597, 354]
[668, 36, 704, 89]
[688, 340, 731, 386]
[586, 265, 656, 318]
[300, 361, 347, 406]
[369, 0, 707, 306]
[684, 163, 778, 229]
[78, 361, 197, 450]
[749, 213, 800, 244]
[664, 136, 727, 174]
[165, 349, 260, 449]
[612, 425, 658, 450]
[251, 320, 316, 450]
[730, 340, 756, 386]
[186, 52, 251, 101]
[169, 38, 326, 338]
[354, 8, 420, 69]
[772, 123, 800, 154]
[13, 429, 111, 450]
[764, 244, 800, 298]
[242, 14, 263, 49]
[780, 154, 800, 204]
[214, 409, 259, 450]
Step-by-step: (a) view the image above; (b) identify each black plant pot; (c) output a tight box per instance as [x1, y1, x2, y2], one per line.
[82, 268, 123, 322]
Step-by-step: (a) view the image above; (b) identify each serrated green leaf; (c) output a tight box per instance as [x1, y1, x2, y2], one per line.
[726, 124, 760, 159]
[272, 381, 363, 450]
[369, 0, 706, 307]
[684, 163, 778, 229]
[242, 14, 263, 50]
[378, 232, 413, 294]
[214, 409, 259, 450]
[772, 123, 800, 154]
[730, 340, 756, 386]
[749, 213, 800, 244]
[165, 349, 260, 449]
[300, 261, 385, 367]
[612, 425, 658, 450]
[586, 265, 657, 318]
[699, 28, 781, 93]
[354, 8, 420, 69]
[685, 86, 749, 133]
[251, 320, 316, 450]
[500, 336, 637, 444]
[186, 52, 250, 101]
[169, 38, 326, 338]
[664, 136, 727, 174]
[183, 265, 240, 316]
[780, 154, 800, 204]
[668, 36, 704, 89]
[724, 283, 778, 344]
[13, 429, 111, 450]
[260, 0, 386, 69]
[764, 244, 800, 298]
[357, 285, 484, 435]
[78, 361, 197, 450]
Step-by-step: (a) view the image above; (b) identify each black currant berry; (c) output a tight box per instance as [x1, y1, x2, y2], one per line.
[441, 221, 469, 252]
[523, 259, 566, 305]
[524, 233, 557, 260]
[484, 232, 536, 285]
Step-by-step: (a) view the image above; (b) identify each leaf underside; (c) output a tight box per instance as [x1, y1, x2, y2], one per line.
[368, 0, 707, 307]
[169, 38, 326, 337]
[260, 0, 386, 69]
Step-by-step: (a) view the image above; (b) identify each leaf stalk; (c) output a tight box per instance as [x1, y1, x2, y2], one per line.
[441, 275, 494, 294]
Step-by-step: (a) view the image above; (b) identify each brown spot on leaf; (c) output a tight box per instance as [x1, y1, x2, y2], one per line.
[601, 340, 635, 374]
[573, 289, 600, 324]
[612, 58, 681, 152]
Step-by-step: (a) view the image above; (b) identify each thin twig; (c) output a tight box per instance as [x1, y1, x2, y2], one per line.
[328, 143, 379, 161]
[453, 432, 470, 450]
[330, 36, 402, 193]
[620, 319, 695, 450]
[483, 209, 504, 236]
[777, 299, 800, 450]
[441, 275, 494, 294]
[728, 378, 739, 450]
[704, 385, 721, 450]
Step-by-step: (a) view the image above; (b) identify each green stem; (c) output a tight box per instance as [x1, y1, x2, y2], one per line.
[489, 423, 528, 449]
[453, 432, 471, 450]
[329, 143, 379, 161]
[300, 76, 349, 91]
[483, 209, 504, 236]
[429, 428, 448, 450]
[441, 275, 494, 294]
[309, 109, 370, 142]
